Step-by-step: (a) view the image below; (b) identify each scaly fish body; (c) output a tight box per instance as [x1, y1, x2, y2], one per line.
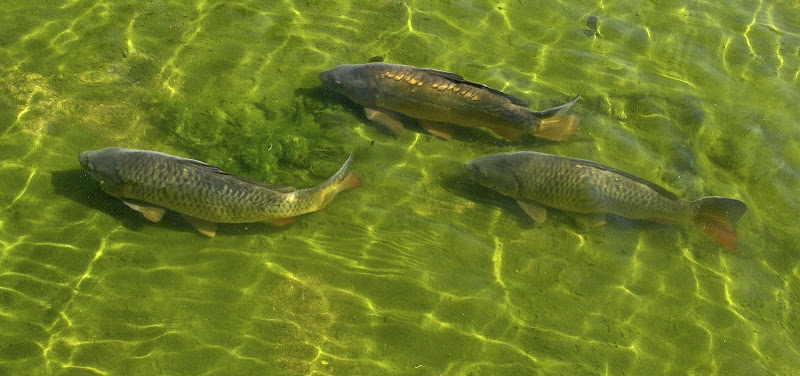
[465, 152, 747, 250]
[79, 147, 361, 236]
[320, 63, 579, 141]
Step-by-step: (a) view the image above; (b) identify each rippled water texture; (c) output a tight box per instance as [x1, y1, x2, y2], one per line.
[1, 0, 799, 374]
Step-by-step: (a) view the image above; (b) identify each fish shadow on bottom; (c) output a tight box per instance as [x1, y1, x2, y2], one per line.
[50, 169, 286, 237]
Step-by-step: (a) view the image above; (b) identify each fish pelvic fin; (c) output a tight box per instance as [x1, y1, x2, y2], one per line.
[418, 119, 454, 139]
[691, 196, 747, 250]
[181, 214, 217, 237]
[571, 212, 607, 227]
[530, 95, 580, 141]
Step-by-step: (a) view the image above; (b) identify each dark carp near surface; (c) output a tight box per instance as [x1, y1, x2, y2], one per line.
[320, 62, 579, 141]
[466, 151, 747, 250]
[79, 147, 361, 237]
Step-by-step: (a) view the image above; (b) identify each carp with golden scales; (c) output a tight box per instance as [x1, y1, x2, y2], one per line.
[466, 151, 747, 250]
[320, 62, 579, 142]
[80, 147, 361, 237]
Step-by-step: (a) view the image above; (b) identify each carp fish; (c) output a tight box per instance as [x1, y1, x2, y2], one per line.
[79, 147, 361, 237]
[319, 62, 579, 142]
[465, 151, 747, 250]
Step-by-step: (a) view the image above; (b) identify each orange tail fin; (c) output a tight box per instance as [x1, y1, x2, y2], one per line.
[343, 172, 362, 189]
[533, 114, 580, 141]
[691, 197, 747, 250]
[531, 95, 580, 141]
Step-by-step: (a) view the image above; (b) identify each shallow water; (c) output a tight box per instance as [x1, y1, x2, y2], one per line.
[1, 0, 799, 375]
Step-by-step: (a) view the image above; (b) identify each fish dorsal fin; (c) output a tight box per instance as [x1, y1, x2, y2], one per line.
[422, 68, 530, 107]
[174, 157, 297, 193]
[574, 158, 680, 200]
[173, 156, 225, 173]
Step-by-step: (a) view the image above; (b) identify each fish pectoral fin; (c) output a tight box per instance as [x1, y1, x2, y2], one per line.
[364, 107, 405, 136]
[264, 217, 296, 227]
[122, 200, 166, 222]
[180, 214, 217, 237]
[516, 200, 547, 223]
[418, 119, 454, 139]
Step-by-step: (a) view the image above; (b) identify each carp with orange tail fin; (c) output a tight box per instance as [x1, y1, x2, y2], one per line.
[691, 197, 747, 250]
[465, 152, 747, 250]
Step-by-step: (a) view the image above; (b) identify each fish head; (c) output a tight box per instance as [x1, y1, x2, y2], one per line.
[79, 147, 128, 192]
[465, 154, 519, 197]
[319, 64, 376, 105]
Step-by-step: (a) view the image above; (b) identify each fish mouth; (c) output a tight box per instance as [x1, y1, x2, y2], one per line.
[78, 152, 94, 171]
[318, 70, 338, 87]
[78, 151, 109, 183]
[464, 156, 519, 196]
[464, 160, 481, 180]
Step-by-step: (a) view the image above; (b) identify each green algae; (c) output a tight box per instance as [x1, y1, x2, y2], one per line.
[0, 0, 798, 375]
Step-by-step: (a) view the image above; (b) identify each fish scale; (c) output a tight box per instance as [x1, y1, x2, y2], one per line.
[381, 67, 480, 100]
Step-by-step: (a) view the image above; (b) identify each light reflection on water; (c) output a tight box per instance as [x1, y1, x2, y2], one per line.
[0, 0, 798, 374]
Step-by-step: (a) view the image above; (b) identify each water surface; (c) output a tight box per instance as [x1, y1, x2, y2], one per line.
[1, 0, 799, 375]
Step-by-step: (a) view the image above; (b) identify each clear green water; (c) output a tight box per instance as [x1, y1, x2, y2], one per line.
[1, 0, 799, 374]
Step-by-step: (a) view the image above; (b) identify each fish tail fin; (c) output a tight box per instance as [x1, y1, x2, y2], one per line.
[323, 154, 361, 190]
[530, 95, 580, 141]
[342, 172, 362, 190]
[691, 196, 747, 250]
[312, 154, 361, 208]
